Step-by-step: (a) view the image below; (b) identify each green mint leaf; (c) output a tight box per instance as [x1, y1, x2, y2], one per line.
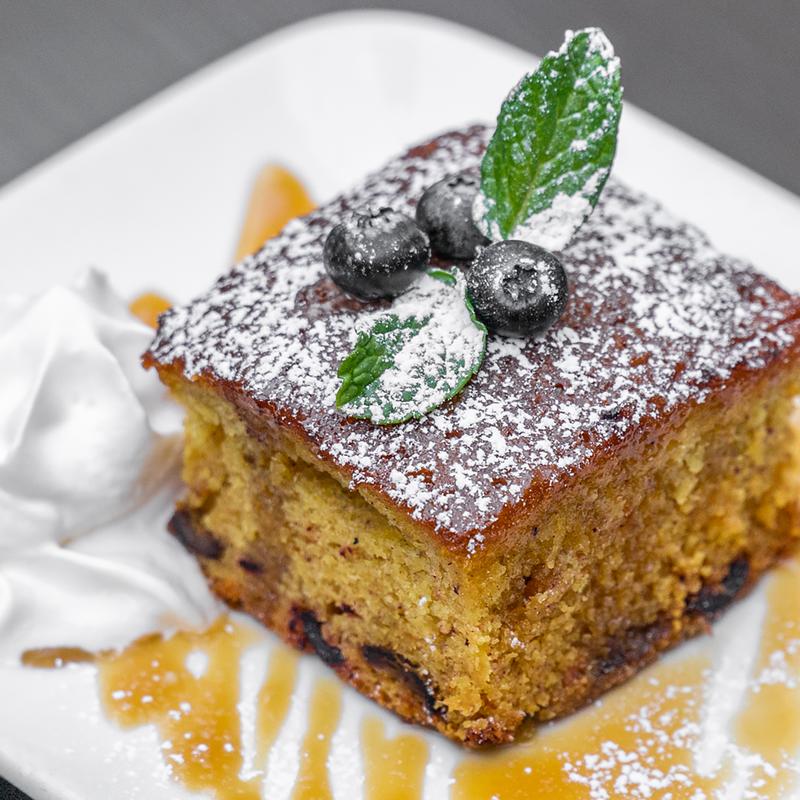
[476, 27, 622, 249]
[336, 316, 425, 407]
[335, 270, 487, 425]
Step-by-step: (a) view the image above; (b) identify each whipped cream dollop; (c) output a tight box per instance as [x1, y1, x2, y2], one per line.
[0, 268, 181, 547]
[0, 269, 218, 659]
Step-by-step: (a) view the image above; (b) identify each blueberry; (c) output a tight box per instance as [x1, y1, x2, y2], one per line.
[466, 241, 568, 337]
[415, 173, 489, 260]
[323, 208, 430, 301]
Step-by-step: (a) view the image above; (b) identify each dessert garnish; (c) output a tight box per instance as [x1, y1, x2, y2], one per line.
[466, 241, 568, 337]
[324, 208, 430, 301]
[335, 269, 486, 424]
[474, 27, 622, 250]
[330, 27, 621, 423]
[415, 173, 489, 260]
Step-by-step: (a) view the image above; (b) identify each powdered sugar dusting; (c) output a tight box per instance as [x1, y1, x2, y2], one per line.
[559, 668, 783, 799]
[566, 26, 618, 72]
[506, 170, 603, 250]
[149, 125, 800, 542]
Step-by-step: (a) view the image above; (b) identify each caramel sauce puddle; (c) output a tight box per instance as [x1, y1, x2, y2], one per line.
[20, 618, 303, 800]
[95, 619, 331, 800]
[98, 618, 261, 800]
[23, 617, 342, 800]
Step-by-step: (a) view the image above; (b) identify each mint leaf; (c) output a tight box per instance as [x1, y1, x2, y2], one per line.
[335, 270, 487, 425]
[476, 27, 622, 249]
[336, 316, 425, 407]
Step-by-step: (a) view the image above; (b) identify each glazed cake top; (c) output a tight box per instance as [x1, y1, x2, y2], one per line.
[149, 126, 800, 550]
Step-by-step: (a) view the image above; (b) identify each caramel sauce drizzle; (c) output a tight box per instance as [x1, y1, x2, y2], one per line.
[129, 292, 172, 328]
[291, 678, 342, 800]
[21, 646, 96, 668]
[255, 646, 299, 771]
[234, 164, 315, 261]
[361, 716, 429, 800]
[94, 620, 338, 800]
[732, 558, 800, 798]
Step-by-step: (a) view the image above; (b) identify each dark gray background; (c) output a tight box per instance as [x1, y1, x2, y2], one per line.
[1, 1, 798, 797]
[2, 1, 800, 195]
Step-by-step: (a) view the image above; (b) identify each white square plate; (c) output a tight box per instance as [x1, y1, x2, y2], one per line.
[1, 10, 799, 800]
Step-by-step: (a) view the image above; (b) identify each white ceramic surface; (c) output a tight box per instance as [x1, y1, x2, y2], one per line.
[1, 10, 799, 800]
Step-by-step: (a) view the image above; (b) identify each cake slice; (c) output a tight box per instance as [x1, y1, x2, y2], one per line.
[145, 126, 800, 746]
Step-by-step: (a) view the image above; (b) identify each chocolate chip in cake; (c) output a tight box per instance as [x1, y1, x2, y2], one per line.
[594, 620, 670, 678]
[168, 510, 224, 559]
[686, 557, 750, 619]
[298, 610, 345, 666]
[362, 644, 443, 716]
[238, 558, 263, 574]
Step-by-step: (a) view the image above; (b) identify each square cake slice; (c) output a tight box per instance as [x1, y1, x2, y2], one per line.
[145, 126, 800, 746]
